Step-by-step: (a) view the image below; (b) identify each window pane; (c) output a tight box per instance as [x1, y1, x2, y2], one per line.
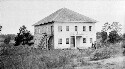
[58, 26, 62, 32]
[83, 38, 86, 43]
[66, 38, 69, 44]
[38, 28, 40, 34]
[66, 26, 69, 31]
[89, 26, 92, 31]
[75, 26, 77, 31]
[83, 26, 86, 31]
[35, 29, 37, 34]
[90, 38, 93, 43]
[58, 38, 62, 44]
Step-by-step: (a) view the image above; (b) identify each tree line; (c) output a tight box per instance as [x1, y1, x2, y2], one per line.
[98, 22, 123, 44]
[0, 25, 33, 46]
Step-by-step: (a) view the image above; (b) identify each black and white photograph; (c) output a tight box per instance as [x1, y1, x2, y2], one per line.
[0, 0, 125, 69]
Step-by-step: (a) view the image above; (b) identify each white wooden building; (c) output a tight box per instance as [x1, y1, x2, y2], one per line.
[33, 8, 97, 49]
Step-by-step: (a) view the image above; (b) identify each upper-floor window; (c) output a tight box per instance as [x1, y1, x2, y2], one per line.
[58, 38, 62, 44]
[66, 38, 69, 44]
[38, 28, 40, 34]
[35, 29, 37, 34]
[90, 38, 93, 43]
[66, 26, 69, 31]
[51, 26, 54, 34]
[83, 26, 86, 31]
[75, 26, 77, 31]
[58, 26, 62, 32]
[83, 38, 86, 43]
[89, 26, 92, 31]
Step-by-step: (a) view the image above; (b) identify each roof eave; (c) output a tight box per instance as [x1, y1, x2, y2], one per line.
[54, 21, 97, 23]
[32, 21, 55, 26]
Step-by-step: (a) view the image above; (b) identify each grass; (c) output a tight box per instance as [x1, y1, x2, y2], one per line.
[0, 41, 125, 69]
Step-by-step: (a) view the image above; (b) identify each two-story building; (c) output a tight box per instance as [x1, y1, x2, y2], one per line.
[33, 8, 97, 49]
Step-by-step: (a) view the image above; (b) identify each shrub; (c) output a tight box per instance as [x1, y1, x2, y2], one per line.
[4, 36, 11, 44]
[40, 55, 69, 68]
[90, 48, 111, 61]
[90, 42, 123, 61]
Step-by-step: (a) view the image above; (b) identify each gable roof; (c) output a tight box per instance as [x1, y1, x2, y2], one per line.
[33, 8, 97, 26]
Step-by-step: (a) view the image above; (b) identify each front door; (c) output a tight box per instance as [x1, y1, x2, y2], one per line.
[70, 36, 75, 48]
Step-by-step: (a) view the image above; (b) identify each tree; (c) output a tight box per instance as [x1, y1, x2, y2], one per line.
[14, 25, 33, 46]
[101, 22, 122, 43]
[108, 30, 121, 43]
[101, 31, 108, 43]
[101, 22, 111, 32]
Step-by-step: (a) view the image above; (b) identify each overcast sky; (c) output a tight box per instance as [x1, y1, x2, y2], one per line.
[0, 0, 125, 34]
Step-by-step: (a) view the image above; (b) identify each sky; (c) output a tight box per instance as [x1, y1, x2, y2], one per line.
[0, 0, 125, 34]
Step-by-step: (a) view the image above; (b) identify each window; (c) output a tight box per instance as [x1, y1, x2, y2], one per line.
[66, 26, 69, 31]
[90, 38, 93, 43]
[89, 26, 92, 31]
[66, 38, 69, 44]
[83, 38, 86, 43]
[51, 26, 54, 34]
[38, 28, 40, 34]
[75, 26, 77, 31]
[83, 26, 86, 31]
[58, 38, 62, 44]
[58, 26, 62, 32]
[35, 29, 37, 34]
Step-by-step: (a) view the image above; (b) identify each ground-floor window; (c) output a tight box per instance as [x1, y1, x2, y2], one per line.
[58, 38, 62, 44]
[83, 38, 86, 43]
[90, 38, 93, 43]
[66, 38, 69, 44]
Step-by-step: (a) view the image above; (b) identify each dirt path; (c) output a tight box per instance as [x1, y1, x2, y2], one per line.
[75, 56, 125, 69]
[103, 56, 125, 64]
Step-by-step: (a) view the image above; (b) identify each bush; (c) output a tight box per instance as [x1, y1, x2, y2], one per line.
[4, 36, 11, 44]
[40, 55, 69, 68]
[90, 48, 111, 61]
[122, 40, 125, 56]
[90, 42, 123, 61]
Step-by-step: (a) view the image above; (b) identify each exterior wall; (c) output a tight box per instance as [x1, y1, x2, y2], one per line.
[54, 22, 96, 49]
[34, 23, 54, 48]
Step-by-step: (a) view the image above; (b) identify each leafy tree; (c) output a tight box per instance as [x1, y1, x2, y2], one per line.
[101, 22, 122, 43]
[14, 25, 33, 46]
[101, 22, 111, 32]
[100, 31, 108, 43]
[108, 30, 121, 43]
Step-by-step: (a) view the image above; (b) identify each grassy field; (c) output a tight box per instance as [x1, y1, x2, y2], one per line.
[0, 41, 125, 69]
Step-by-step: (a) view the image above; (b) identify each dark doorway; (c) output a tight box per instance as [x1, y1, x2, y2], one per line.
[70, 36, 75, 48]
[48, 36, 54, 50]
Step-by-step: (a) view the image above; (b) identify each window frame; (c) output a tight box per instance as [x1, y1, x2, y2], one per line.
[83, 38, 86, 43]
[38, 28, 40, 34]
[66, 26, 69, 31]
[89, 26, 92, 31]
[75, 26, 77, 31]
[90, 38, 93, 43]
[35, 29, 37, 34]
[83, 26, 86, 31]
[66, 38, 69, 44]
[58, 26, 62, 32]
[58, 38, 62, 44]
